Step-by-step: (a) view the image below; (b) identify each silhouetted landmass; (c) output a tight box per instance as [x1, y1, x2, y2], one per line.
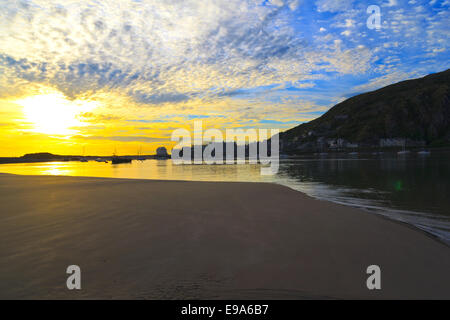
[0, 153, 71, 164]
[0, 150, 170, 164]
[280, 69, 450, 153]
[21, 152, 67, 160]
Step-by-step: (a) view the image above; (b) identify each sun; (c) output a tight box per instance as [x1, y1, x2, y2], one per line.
[16, 91, 97, 135]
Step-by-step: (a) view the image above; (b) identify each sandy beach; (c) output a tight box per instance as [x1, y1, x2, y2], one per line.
[0, 173, 449, 299]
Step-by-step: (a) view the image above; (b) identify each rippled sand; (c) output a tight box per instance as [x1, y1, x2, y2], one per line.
[0, 173, 449, 299]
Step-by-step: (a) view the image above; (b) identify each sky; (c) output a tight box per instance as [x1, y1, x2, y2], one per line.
[0, 0, 449, 156]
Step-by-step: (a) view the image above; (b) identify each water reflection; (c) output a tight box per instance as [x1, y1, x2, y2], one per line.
[41, 162, 72, 176]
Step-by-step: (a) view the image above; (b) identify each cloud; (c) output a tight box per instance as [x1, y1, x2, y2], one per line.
[0, 0, 381, 105]
[78, 112, 122, 123]
[382, 0, 398, 7]
[350, 71, 419, 93]
[81, 135, 167, 143]
[315, 0, 354, 12]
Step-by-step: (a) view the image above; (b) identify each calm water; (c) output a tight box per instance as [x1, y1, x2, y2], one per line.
[1, 150, 449, 244]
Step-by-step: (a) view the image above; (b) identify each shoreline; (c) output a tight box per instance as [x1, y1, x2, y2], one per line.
[299, 192, 450, 248]
[0, 173, 449, 299]
[1, 146, 449, 164]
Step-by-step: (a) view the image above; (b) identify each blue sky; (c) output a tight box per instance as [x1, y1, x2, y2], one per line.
[0, 0, 449, 146]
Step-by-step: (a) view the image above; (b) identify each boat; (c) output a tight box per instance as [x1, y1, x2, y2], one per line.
[95, 158, 108, 163]
[137, 146, 146, 161]
[80, 147, 88, 162]
[110, 148, 131, 164]
[397, 139, 410, 155]
[417, 150, 431, 156]
[111, 156, 132, 164]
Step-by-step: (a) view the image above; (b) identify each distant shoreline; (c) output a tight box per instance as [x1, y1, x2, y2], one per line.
[1, 146, 449, 164]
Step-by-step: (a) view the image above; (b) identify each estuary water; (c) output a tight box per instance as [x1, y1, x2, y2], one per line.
[1, 150, 449, 244]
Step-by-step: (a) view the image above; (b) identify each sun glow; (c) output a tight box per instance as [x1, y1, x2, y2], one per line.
[16, 91, 98, 135]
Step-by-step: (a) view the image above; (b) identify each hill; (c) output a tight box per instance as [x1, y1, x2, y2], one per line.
[280, 69, 450, 153]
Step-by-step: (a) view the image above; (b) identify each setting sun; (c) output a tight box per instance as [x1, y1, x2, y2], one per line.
[16, 92, 98, 135]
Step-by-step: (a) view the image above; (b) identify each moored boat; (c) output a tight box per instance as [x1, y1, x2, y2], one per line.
[111, 156, 132, 164]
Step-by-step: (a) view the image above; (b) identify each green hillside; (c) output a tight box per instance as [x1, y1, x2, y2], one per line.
[280, 69, 450, 153]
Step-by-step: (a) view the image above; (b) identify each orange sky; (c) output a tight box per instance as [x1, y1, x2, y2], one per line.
[0, 85, 311, 156]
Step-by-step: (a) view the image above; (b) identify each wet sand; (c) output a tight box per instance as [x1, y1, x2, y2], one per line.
[0, 173, 449, 299]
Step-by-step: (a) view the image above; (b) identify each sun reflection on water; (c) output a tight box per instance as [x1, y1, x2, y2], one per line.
[42, 167, 70, 176]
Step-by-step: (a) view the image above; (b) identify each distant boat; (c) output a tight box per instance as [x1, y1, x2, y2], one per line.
[111, 156, 132, 164]
[137, 146, 145, 161]
[95, 158, 108, 163]
[398, 138, 410, 155]
[417, 150, 431, 156]
[80, 147, 88, 162]
[111, 148, 131, 164]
